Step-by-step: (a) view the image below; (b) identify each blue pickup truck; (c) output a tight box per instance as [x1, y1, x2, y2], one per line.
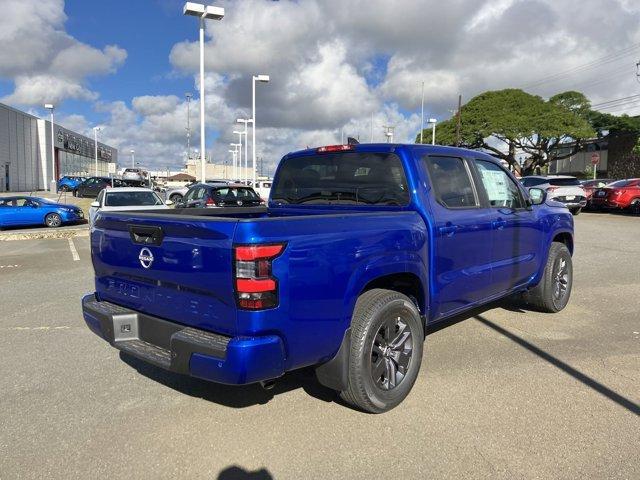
[82, 144, 574, 413]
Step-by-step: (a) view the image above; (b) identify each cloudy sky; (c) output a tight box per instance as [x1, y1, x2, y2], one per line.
[1, 0, 639, 174]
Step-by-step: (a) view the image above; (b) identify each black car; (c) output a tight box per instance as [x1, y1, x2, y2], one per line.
[178, 183, 264, 208]
[74, 177, 125, 198]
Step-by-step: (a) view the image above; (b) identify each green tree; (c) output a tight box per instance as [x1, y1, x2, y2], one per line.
[549, 91, 591, 118]
[416, 89, 595, 174]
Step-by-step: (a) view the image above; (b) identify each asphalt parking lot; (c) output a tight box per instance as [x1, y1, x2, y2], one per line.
[0, 213, 638, 480]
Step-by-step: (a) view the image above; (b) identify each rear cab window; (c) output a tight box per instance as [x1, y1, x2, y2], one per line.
[421, 156, 478, 208]
[271, 152, 409, 206]
[548, 177, 581, 186]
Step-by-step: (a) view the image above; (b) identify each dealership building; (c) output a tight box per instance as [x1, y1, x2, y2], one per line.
[0, 102, 118, 192]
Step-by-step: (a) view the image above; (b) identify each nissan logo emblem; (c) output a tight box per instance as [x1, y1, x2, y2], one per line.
[139, 247, 154, 269]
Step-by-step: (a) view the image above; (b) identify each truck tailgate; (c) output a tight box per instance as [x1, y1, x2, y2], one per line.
[91, 212, 238, 336]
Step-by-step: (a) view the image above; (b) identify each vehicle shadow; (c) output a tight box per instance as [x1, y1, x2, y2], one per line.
[119, 351, 339, 409]
[122, 298, 639, 416]
[217, 466, 273, 479]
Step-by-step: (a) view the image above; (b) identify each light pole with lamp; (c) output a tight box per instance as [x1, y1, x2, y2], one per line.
[130, 149, 135, 168]
[93, 127, 101, 176]
[232, 130, 243, 182]
[252, 74, 269, 187]
[44, 104, 55, 191]
[428, 118, 437, 145]
[183, 2, 225, 182]
[236, 118, 252, 183]
[230, 144, 240, 179]
[185, 92, 192, 161]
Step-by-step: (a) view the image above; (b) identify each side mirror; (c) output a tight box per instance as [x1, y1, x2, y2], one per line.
[528, 187, 546, 206]
[90, 201, 100, 208]
[165, 200, 174, 206]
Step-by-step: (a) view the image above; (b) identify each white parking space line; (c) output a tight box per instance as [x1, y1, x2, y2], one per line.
[68, 238, 80, 261]
[0, 264, 20, 269]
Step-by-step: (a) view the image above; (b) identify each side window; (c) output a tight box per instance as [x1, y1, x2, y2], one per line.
[96, 190, 105, 206]
[184, 187, 199, 202]
[423, 156, 477, 208]
[16, 198, 29, 207]
[194, 187, 206, 200]
[474, 160, 525, 209]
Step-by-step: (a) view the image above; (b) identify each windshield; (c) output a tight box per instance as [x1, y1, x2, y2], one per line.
[271, 152, 409, 205]
[104, 191, 162, 207]
[33, 197, 55, 204]
[548, 177, 581, 186]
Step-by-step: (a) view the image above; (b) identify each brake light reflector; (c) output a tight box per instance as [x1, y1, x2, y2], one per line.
[317, 144, 354, 153]
[205, 196, 216, 206]
[234, 243, 285, 310]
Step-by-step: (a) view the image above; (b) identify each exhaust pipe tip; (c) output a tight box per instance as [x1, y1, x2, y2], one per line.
[260, 380, 276, 391]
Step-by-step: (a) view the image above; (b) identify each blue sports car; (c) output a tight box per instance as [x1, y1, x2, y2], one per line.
[57, 176, 85, 192]
[0, 196, 84, 229]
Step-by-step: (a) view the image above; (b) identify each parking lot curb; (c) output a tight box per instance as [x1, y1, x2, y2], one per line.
[0, 227, 89, 242]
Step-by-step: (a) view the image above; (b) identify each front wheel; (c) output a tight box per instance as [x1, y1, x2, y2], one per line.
[340, 289, 424, 413]
[169, 194, 182, 204]
[629, 198, 640, 215]
[525, 242, 573, 313]
[45, 213, 62, 228]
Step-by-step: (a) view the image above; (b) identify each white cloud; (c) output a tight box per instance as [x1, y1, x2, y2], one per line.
[0, 0, 126, 105]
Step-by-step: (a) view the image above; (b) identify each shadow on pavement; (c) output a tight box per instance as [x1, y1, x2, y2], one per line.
[120, 351, 338, 409]
[474, 314, 640, 416]
[217, 466, 273, 479]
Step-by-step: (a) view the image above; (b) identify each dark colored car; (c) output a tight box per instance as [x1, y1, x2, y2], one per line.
[57, 176, 85, 192]
[580, 178, 615, 208]
[590, 178, 640, 212]
[179, 183, 264, 208]
[83, 143, 575, 413]
[0, 196, 84, 228]
[74, 177, 125, 198]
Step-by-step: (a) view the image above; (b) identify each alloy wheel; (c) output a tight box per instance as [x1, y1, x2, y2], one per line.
[370, 315, 413, 391]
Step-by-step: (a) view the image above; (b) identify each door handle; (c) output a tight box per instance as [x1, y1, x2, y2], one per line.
[439, 224, 458, 237]
[492, 219, 507, 230]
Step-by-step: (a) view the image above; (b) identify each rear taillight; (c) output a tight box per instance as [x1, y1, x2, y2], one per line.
[205, 196, 217, 206]
[547, 186, 558, 193]
[234, 244, 285, 310]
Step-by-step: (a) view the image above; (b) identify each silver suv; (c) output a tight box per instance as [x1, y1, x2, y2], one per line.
[521, 175, 587, 215]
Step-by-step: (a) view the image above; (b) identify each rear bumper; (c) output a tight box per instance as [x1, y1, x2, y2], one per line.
[82, 294, 285, 385]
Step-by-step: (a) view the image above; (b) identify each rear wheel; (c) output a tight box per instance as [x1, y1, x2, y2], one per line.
[629, 198, 640, 215]
[170, 194, 182, 204]
[45, 213, 62, 228]
[525, 242, 572, 313]
[340, 289, 424, 413]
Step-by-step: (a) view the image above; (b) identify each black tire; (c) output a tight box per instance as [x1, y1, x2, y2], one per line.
[73, 189, 79, 197]
[629, 198, 640, 215]
[340, 289, 424, 413]
[45, 213, 62, 228]
[170, 194, 182, 204]
[525, 242, 572, 313]
[570, 207, 581, 216]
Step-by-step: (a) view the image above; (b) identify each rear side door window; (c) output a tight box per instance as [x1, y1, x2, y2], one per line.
[422, 156, 478, 208]
[474, 160, 525, 209]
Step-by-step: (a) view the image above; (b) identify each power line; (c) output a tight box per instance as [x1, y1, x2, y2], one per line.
[522, 41, 640, 89]
[591, 93, 640, 108]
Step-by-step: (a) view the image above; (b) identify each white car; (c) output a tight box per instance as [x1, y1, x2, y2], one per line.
[520, 175, 587, 215]
[121, 168, 148, 183]
[89, 187, 172, 226]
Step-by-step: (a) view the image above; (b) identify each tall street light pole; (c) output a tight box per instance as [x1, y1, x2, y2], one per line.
[420, 81, 425, 144]
[130, 149, 135, 168]
[236, 118, 252, 183]
[93, 127, 101, 176]
[183, 2, 225, 183]
[232, 130, 243, 182]
[185, 92, 192, 161]
[252, 74, 269, 187]
[44, 104, 54, 191]
[230, 143, 240, 179]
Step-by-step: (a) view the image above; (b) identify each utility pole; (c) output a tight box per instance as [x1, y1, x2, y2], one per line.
[185, 92, 192, 161]
[455, 94, 462, 147]
[420, 81, 425, 144]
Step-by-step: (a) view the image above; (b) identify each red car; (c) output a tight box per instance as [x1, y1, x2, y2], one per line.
[590, 179, 640, 212]
[581, 178, 614, 207]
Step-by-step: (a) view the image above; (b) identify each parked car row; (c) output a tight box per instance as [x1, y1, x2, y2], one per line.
[520, 175, 640, 215]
